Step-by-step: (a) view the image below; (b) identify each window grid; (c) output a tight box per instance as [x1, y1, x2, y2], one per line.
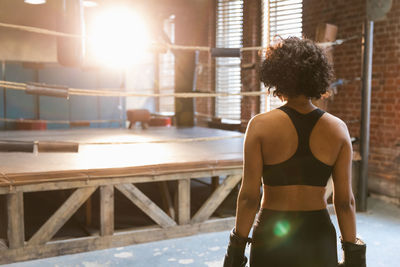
[215, 0, 243, 121]
[261, 0, 303, 112]
[159, 18, 175, 114]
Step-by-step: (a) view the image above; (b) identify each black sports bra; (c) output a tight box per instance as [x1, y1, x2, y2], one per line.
[263, 105, 333, 187]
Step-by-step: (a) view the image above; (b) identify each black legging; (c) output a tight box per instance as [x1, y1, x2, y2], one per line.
[250, 209, 338, 267]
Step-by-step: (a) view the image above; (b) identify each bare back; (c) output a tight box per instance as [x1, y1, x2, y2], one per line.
[251, 106, 348, 211]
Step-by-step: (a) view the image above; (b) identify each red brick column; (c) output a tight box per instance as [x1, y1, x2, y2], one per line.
[241, 0, 262, 132]
[195, 0, 216, 126]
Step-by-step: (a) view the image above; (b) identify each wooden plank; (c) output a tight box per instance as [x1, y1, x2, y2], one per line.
[191, 174, 242, 224]
[100, 185, 114, 236]
[115, 184, 176, 228]
[0, 195, 7, 240]
[177, 179, 190, 225]
[0, 168, 243, 195]
[158, 182, 175, 219]
[85, 197, 92, 228]
[0, 217, 235, 265]
[0, 142, 34, 152]
[0, 127, 241, 142]
[0, 158, 243, 187]
[0, 127, 244, 179]
[37, 142, 79, 153]
[7, 192, 25, 249]
[211, 176, 220, 191]
[28, 186, 97, 246]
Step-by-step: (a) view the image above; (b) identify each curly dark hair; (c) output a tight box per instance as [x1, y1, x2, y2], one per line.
[260, 37, 334, 99]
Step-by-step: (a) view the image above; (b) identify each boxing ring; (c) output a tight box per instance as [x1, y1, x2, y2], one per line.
[0, 127, 243, 264]
[0, 18, 366, 264]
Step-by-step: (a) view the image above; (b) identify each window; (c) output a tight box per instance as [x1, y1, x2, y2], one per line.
[158, 17, 175, 114]
[215, 0, 243, 121]
[268, 0, 303, 40]
[261, 0, 303, 112]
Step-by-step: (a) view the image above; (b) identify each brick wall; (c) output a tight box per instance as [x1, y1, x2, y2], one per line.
[194, 0, 216, 126]
[241, 0, 262, 131]
[303, 0, 400, 201]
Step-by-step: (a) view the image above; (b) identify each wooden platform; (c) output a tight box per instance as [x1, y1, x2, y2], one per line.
[0, 127, 243, 264]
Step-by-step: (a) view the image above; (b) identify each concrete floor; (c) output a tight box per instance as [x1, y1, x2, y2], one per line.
[3, 197, 400, 267]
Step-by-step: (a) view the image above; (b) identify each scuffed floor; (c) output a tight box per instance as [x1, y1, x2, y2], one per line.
[3, 197, 400, 267]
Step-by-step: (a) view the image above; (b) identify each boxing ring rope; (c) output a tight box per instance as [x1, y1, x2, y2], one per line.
[0, 76, 361, 98]
[0, 76, 360, 125]
[0, 22, 82, 39]
[0, 117, 122, 125]
[0, 21, 360, 52]
[0, 80, 270, 98]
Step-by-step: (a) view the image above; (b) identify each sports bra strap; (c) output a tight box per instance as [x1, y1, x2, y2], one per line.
[278, 106, 325, 155]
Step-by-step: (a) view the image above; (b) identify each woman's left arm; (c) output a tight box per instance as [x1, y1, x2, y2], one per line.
[223, 117, 263, 267]
[235, 117, 263, 238]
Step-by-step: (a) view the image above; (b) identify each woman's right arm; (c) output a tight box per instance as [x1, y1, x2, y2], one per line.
[332, 121, 357, 243]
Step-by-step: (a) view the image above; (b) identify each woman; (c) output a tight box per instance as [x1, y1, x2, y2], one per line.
[223, 37, 366, 267]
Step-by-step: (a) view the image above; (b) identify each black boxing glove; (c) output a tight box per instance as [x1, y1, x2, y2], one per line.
[338, 238, 366, 267]
[223, 228, 252, 267]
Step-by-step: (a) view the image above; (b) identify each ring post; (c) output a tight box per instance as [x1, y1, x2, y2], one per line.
[358, 19, 374, 212]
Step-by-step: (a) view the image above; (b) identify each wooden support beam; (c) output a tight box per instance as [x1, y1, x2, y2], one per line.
[211, 176, 220, 192]
[85, 197, 92, 228]
[0, 168, 243, 195]
[177, 179, 190, 225]
[100, 185, 114, 236]
[28, 186, 97, 246]
[7, 192, 25, 249]
[158, 182, 175, 219]
[115, 184, 176, 228]
[0, 217, 235, 265]
[191, 175, 242, 224]
[0, 195, 7, 240]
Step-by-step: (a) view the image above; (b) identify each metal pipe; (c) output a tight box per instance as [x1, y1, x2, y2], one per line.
[96, 71, 100, 127]
[34, 69, 40, 120]
[119, 70, 126, 128]
[57, 0, 84, 67]
[192, 50, 200, 91]
[358, 20, 374, 212]
[211, 48, 241, 58]
[1, 61, 5, 130]
[154, 53, 160, 113]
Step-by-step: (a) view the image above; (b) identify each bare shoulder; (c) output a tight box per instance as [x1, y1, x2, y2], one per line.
[249, 109, 284, 125]
[247, 109, 284, 133]
[319, 111, 350, 140]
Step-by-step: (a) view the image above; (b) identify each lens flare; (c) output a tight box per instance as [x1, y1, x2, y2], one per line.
[273, 220, 291, 237]
[88, 7, 150, 68]
[24, 0, 46, 4]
